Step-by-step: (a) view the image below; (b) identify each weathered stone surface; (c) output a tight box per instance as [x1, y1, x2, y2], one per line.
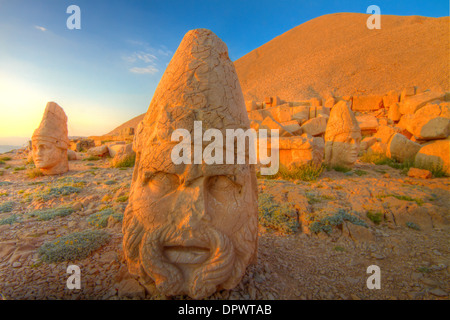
[360, 137, 378, 151]
[399, 91, 444, 115]
[415, 139, 450, 175]
[72, 139, 95, 152]
[120, 127, 135, 136]
[356, 115, 378, 133]
[117, 279, 146, 299]
[374, 125, 398, 144]
[400, 86, 416, 102]
[108, 143, 127, 158]
[245, 100, 257, 112]
[316, 106, 331, 117]
[248, 109, 268, 121]
[87, 145, 109, 157]
[324, 97, 335, 109]
[122, 29, 258, 299]
[276, 134, 324, 167]
[324, 101, 361, 167]
[279, 120, 302, 135]
[32, 102, 69, 175]
[343, 222, 374, 242]
[301, 115, 327, 136]
[265, 105, 292, 123]
[386, 133, 421, 163]
[261, 115, 293, 137]
[406, 103, 450, 140]
[367, 141, 387, 155]
[291, 106, 310, 124]
[67, 149, 78, 161]
[111, 144, 135, 167]
[310, 97, 322, 107]
[388, 102, 402, 122]
[352, 95, 383, 112]
[383, 90, 399, 108]
[407, 168, 432, 179]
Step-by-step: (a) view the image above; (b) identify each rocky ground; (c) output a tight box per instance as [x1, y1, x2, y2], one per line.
[0, 150, 448, 300]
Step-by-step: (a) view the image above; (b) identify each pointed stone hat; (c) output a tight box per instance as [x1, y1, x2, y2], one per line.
[134, 29, 250, 156]
[324, 100, 361, 141]
[32, 102, 69, 149]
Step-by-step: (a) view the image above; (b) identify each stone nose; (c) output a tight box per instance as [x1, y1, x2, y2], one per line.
[173, 180, 211, 231]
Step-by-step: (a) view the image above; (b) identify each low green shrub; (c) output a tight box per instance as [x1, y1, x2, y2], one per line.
[27, 206, 74, 221]
[0, 201, 14, 213]
[309, 209, 367, 234]
[113, 154, 136, 168]
[366, 211, 383, 225]
[38, 229, 110, 263]
[83, 156, 101, 161]
[406, 221, 421, 231]
[116, 195, 129, 203]
[258, 193, 298, 234]
[258, 162, 325, 182]
[87, 208, 123, 229]
[0, 214, 20, 225]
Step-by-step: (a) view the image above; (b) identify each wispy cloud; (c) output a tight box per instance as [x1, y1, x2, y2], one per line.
[123, 41, 173, 76]
[129, 65, 159, 74]
[34, 25, 47, 32]
[123, 51, 157, 64]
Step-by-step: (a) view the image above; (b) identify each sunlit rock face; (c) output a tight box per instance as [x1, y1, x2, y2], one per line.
[324, 100, 362, 167]
[31, 102, 69, 175]
[122, 29, 258, 299]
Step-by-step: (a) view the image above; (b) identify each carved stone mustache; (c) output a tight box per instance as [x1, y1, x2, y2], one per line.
[139, 222, 235, 298]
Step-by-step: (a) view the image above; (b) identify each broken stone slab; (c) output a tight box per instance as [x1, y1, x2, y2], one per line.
[415, 139, 450, 175]
[301, 115, 327, 136]
[399, 91, 444, 115]
[352, 95, 384, 112]
[386, 133, 421, 163]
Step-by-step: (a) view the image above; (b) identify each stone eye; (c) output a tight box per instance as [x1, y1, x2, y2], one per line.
[146, 172, 179, 196]
[208, 175, 238, 193]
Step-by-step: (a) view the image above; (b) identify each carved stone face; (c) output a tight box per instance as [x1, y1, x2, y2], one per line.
[326, 131, 361, 167]
[123, 143, 258, 299]
[32, 139, 65, 170]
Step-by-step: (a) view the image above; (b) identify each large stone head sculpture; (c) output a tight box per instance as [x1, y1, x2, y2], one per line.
[122, 29, 258, 299]
[32, 102, 69, 175]
[324, 100, 362, 167]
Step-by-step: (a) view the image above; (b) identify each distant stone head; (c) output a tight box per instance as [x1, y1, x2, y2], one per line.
[31, 102, 69, 175]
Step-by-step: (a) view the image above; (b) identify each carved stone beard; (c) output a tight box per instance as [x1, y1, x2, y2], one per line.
[123, 207, 255, 299]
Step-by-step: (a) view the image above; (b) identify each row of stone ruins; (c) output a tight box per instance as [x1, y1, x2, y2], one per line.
[246, 88, 449, 173]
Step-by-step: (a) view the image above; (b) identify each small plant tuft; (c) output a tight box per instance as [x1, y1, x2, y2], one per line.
[38, 229, 110, 263]
[0, 201, 14, 213]
[406, 221, 421, 231]
[113, 154, 136, 168]
[258, 193, 299, 234]
[87, 208, 123, 229]
[309, 209, 367, 234]
[26, 168, 43, 179]
[27, 206, 74, 221]
[366, 211, 383, 225]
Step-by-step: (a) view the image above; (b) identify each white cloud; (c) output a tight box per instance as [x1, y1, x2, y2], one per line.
[129, 65, 159, 74]
[34, 25, 47, 32]
[123, 51, 157, 64]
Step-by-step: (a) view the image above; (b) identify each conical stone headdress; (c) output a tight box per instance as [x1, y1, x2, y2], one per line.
[134, 29, 250, 160]
[32, 102, 69, 149]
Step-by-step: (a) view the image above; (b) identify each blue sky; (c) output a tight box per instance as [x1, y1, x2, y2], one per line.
[0, 0, 448, 144]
